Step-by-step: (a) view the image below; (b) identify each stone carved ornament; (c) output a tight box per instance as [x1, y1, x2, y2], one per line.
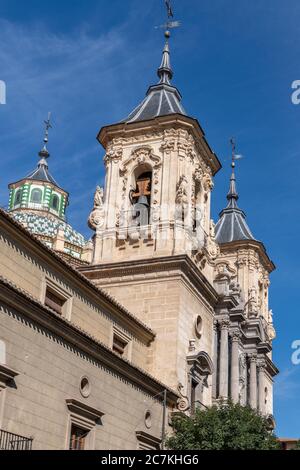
[120, 146, 162, 177]
[88, 186, 105, 231]
[177, 382, 189, 412]
[248, 287, 259, 316]
[267, 309, 276, 340]
[175, 175, 189, 221]
[204, 220, 220, 260]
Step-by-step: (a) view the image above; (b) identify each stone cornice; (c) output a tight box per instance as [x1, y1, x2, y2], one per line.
[97, 114, 221, 176]
[0, 276, 178, 405]
[265, 356, 279, 379]
[80, 254, 219, 308]
[8, 177, 68, 197]
[219, 240, 275, 273]
[0, 209, 155, 343]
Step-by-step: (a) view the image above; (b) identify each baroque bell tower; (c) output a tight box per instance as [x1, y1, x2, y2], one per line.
[88, 31, 220, 282]
[81, 13, 277, 419]
[82, 23, 221, 407]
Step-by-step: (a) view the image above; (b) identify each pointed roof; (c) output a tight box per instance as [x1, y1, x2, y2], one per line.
[13, 114, 62, 190]
[124, 32, 186, 123]
[25, 147, 60, 187]
[215, 163, 255, 244]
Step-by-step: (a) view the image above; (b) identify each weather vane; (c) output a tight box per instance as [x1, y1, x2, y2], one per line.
[230, 137, 243, 169]
[155, 0, 181, 35]
[43, 112, 52, 145]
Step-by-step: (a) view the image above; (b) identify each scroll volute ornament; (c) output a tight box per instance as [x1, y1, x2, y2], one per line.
[88, 186, 105, 231]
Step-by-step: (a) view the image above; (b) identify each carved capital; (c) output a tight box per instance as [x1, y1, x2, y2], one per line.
[248, 353, 257, 363]
[257, 360, 266, 372]
[230, 330, 241, 342]
[220, 319, 230, 330]
[161, 139, 176, 153]
[104, 147, 123, 166]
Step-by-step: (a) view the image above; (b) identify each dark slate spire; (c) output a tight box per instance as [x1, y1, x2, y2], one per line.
[124, 31, 186, 123]
[215, 140, 255, 244]
[226, 165, 239, 209]
[157, 38, 173, 85]
[26, 113, 60, 187]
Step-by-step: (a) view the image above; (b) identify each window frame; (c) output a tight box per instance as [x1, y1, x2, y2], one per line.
[14, 189, 22, 207]
[51, 194, 60, 211]
[111, 327, 132, 360]
[41, 277, 73, 320]
[30, 188, 43, 204]
[65, 399, 104, 451]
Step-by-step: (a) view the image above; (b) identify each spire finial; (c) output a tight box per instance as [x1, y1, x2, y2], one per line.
[39, 112, 52, 165]
[39, 112, 52, 160]
[157, 0, 180, 85]
[227, 137, 239, 207]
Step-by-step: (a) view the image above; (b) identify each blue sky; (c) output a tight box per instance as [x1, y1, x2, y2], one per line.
[0, 0, 299, 438]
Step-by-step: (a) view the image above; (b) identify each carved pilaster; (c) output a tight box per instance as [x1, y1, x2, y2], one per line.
[230, 330, 241, 403]
[248, 353, 258, 409]
[219, 319, 230, 399]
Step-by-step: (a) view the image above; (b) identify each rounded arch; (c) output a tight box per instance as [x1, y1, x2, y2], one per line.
[51, 194, 60, 211]
[14, 189, 22, 206]
[129, 165, 153, 227]
[30, 188, 43, 204]
[187, 350, 214, 376]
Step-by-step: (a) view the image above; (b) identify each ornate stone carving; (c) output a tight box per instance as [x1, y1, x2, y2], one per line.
[257, 360, 266, 372]
[161, 140, 176, 154]
[88, 186, 106, 231]
[94, 186, 104, 208]
[205, 220, 220, 260]
[220, 319, 230, 330]
[230, 330, 241, 342]
[248, 353, 257, 363]
[104, 147, 123, 167]
[177, 383, 189, 412]
[248, 287, 258, 316]
[215, 261, 237, 280]
[202, 172, 214, 192]
[267, 309, 276, 340]
[120, 146, 162, 176]
[175, 175, 188, 221]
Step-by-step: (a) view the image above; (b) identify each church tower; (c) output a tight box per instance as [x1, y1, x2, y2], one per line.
[88, 32, 221, 282]
[213, 145, 277, 416]
[82, 28, 222, 409]
[8, 115, 92, 265]
[81, 26, 277, 418]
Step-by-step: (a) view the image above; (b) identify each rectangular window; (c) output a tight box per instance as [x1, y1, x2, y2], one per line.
[45, 287, 66, 315]
[69, 424, 89, 450]
[42, 278, 73, 320]
[191, 379, 197, 415]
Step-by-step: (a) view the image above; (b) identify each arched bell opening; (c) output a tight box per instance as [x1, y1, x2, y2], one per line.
[130, 166, 152, 227]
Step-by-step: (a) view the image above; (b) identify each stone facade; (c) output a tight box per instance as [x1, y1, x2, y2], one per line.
[0, 209, 177, 450]
[0, 30, 279, 451]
